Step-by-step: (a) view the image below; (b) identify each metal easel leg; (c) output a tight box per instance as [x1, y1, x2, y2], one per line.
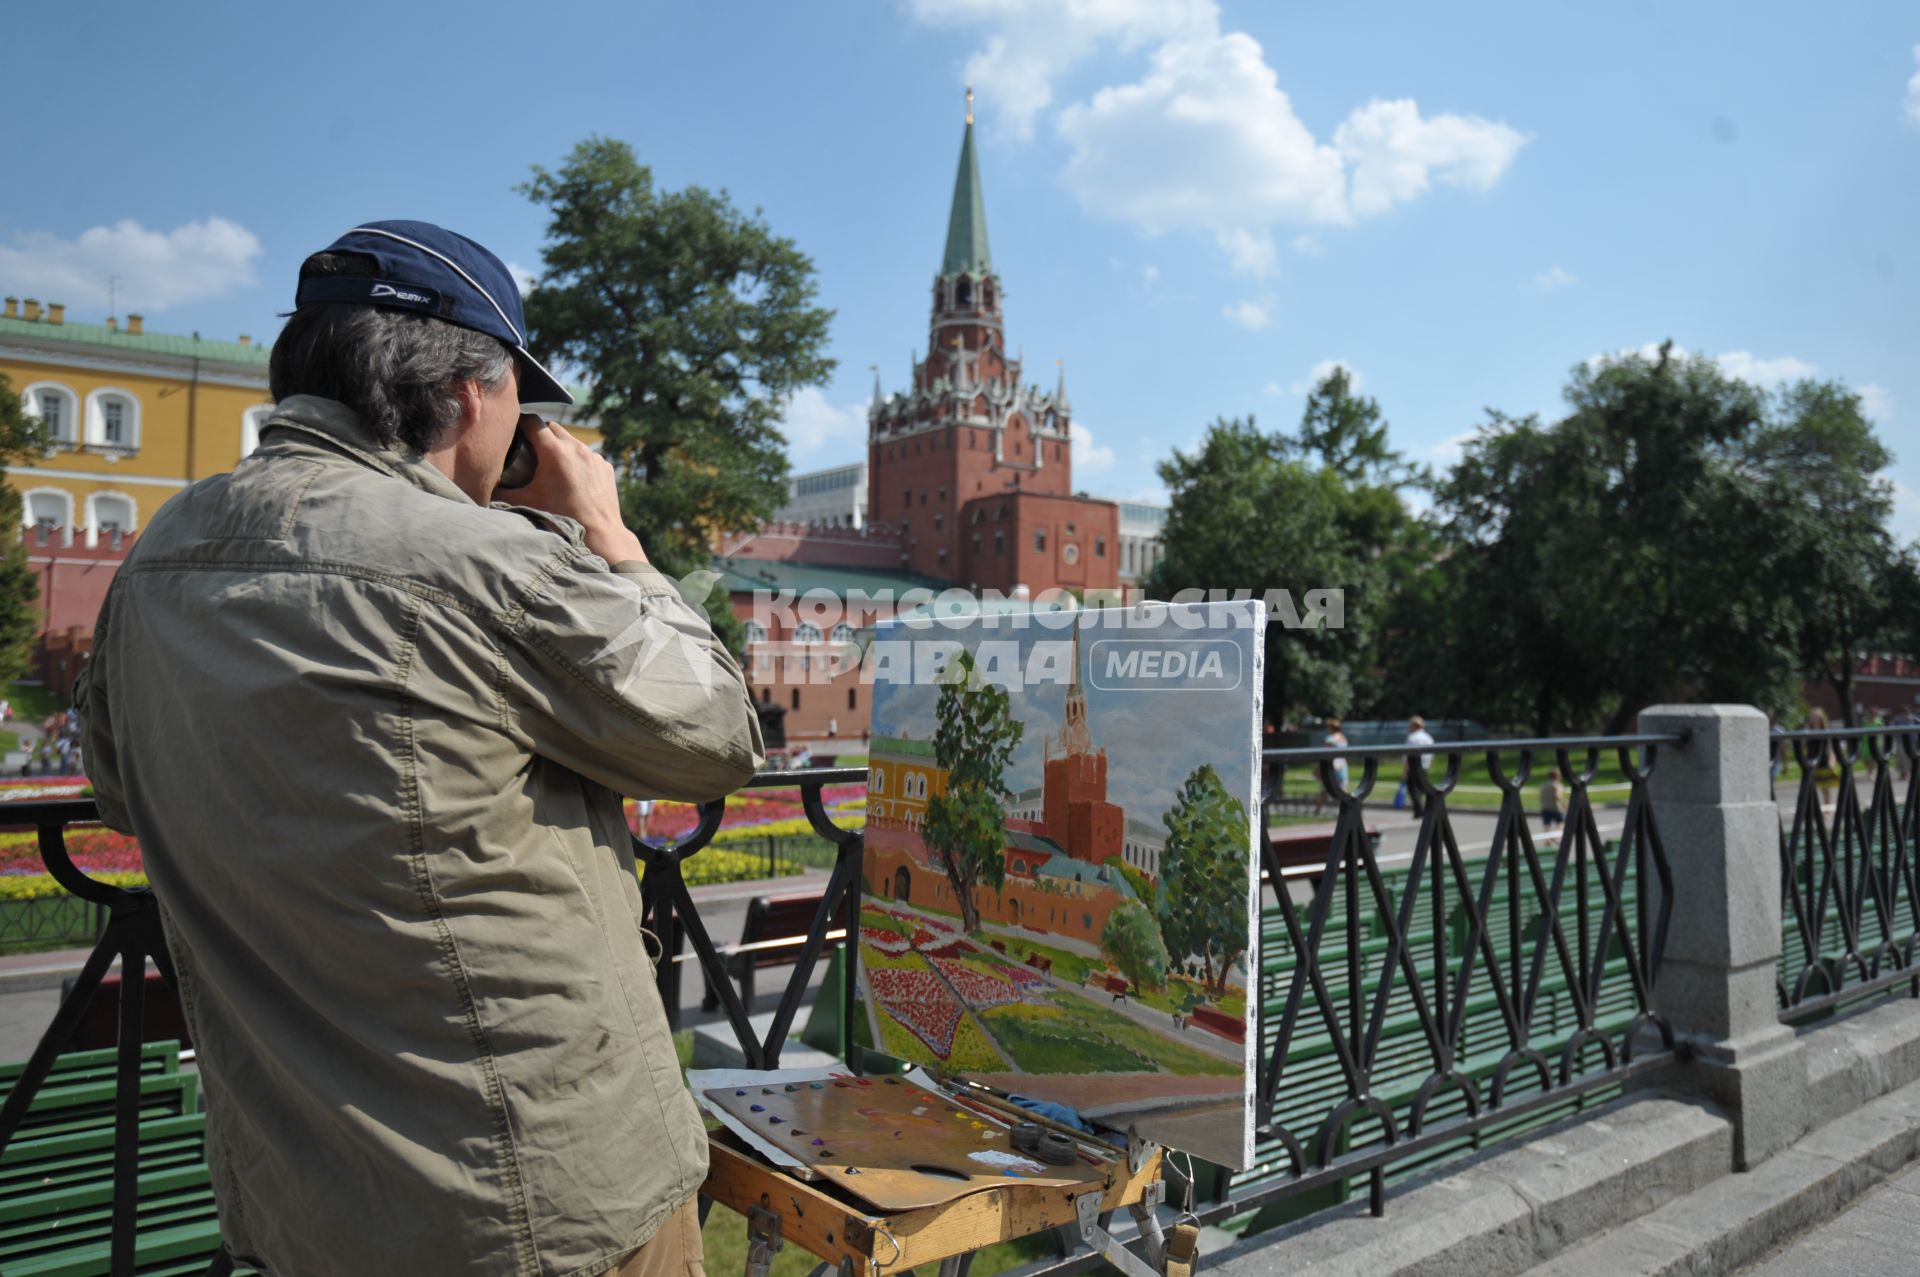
[744, 1204, 783, 1277]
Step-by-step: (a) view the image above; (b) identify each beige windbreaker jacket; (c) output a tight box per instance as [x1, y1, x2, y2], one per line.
[76, 395, 764, 1277]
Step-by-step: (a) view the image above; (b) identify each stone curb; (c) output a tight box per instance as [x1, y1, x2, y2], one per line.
[1521, 1074, 1920, 1276]
[1205, 1094, 1735, 1277]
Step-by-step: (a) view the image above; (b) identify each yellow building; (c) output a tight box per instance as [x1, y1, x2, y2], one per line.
[0, 295, 597, 689]
[0, 297, 274, 548]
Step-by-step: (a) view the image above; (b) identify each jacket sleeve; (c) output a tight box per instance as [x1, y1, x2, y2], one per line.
[74, 583, 135, 835]
[505, 554, 765, 802]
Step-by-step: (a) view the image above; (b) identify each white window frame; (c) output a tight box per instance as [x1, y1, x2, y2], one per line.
[83, 388, 141, 453]
[241, 404, 275, 459]
[83, 491, 138, 549]
[794, 622, 824, 644]
[744, 620, 768, 648]
[22, 488, 75, 547]
[830, 622, 855, 644]
[19, 382, 78, 447]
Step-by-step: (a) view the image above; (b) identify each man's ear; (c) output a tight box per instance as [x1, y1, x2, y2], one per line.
[451, 380, 484, 431]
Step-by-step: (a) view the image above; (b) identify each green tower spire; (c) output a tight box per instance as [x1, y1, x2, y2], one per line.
[941, 87, 993, 277]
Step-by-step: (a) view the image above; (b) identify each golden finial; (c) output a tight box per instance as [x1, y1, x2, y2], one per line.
[965, 84, 974, 126]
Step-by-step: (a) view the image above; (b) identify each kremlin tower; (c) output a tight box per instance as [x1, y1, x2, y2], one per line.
[865, 91, 1120, 596]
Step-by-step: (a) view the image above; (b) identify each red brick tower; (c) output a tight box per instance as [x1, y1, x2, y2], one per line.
[866, 91, 1118, 594]
[1042, 621, 1123, 862]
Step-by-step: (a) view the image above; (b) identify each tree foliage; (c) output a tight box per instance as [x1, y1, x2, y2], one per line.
[1147, 369, 1426, 721]
[1100, 900, 1170, 992]
[923, 649, 1024, 933]
[0, 376, 46, 681]
[1396, 344, 1907, 730]
[1156, 763, 1252, 997]
[519, 136, 835, 642]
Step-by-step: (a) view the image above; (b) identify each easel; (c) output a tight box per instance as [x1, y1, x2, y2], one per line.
[701, 1083, 1194, 1277]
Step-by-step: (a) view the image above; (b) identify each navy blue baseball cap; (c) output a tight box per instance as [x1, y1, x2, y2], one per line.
[293, 219, 573, 406]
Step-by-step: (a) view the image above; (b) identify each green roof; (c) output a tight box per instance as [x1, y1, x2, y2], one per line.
[0, 315, 270, 368]
[941, 121, 993, 277]
[714, 556, 953, 600]
[871, 735, 937, 759]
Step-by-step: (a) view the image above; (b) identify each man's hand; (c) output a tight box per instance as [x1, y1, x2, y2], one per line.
[496, 420, 647, 565]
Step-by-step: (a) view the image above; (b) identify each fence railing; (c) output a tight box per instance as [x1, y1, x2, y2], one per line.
[640, 767, 867, 1068]
[26, 717, 1920, 1275]
[1773, 726, 1920, 1023]
[1223, 734, 1680, 1223]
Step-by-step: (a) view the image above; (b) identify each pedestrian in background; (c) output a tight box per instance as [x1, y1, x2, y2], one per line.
[1404, 715, 1436, 817]
[1540, 767, 1566, 832]
[1315, 718, 1348, 816]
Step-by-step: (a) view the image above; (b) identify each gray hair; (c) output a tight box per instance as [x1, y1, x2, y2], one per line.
[269, 251, 514, 453]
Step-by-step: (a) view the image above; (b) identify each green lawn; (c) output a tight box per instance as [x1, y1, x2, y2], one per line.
[0, 895, 102, 956]
[979, 988, 1240, 1077]
[3, 681, 69, 721]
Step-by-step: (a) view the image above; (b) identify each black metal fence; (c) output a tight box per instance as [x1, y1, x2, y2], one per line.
[0, 891, 106, 954]
[1774, 726, 1920, 1024]
[1219, 734, 1679, 1224]
[0, 737, 1689, 1274]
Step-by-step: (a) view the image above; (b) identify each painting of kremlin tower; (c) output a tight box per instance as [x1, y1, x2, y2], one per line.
[858, 601, 1264, 1168]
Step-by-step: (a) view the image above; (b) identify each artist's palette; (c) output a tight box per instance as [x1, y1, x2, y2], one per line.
[702, 1075, 1106, 1211]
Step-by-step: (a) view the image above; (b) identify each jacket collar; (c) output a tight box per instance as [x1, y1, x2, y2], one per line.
[257, 395, 475, 507]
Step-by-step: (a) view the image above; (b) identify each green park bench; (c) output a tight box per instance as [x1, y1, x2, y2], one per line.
[0, 1040, 246, 1277]
[1220, 852, 1648, 1222]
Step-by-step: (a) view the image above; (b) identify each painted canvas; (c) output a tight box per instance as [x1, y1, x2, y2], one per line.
[856, 600, 1264, 1169]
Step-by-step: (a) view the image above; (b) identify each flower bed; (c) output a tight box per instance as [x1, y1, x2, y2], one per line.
[861, 926, 914, 956]
[631, 785, 867, 842]
[0, 827, 142, 877]
[929, 957, 1025, 1011]
[0, 871, 145, 900]
[865, 967, 965, 1058]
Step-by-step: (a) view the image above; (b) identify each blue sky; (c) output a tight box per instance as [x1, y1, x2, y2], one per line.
[6, 1, 1916, 535]
[869, 604, 1262, 823]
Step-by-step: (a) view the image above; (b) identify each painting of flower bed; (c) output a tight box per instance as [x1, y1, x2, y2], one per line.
[855, 601, 1264, 1169]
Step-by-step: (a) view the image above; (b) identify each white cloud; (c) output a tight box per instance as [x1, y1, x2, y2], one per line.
[904, 0, 1215, 138]
[1141, 263, 1161, 287]
[1215, 227, 1277, 276]
[1263, 381, 1284, 397]
[1222, 298, 1273, 329]
[1907, 45, 1920, 127]
[506, 260, 537, 296]
[1070, 420, 1116, 473]
[1289, 358, 1362, 395]
[1588, 343, 1816, 389]
[1860, 383, 1894, 422]
[1290, 234, 1325, 257]
[913, 1, 1525, 274]
[0, 216, 261, 312]
[778, 388, 868, 456]
[1333, 98, 1528, 218]
[1714, 350, 1818, 387]
[1529, 265, 1576, 291]
[1424, 430, 1478, 468]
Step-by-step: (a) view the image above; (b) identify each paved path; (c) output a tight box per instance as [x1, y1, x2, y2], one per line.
[1735, 1162, 1920, 1276]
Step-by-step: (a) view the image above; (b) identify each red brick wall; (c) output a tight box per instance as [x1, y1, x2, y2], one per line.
[961, 492, 1119, 595]
[717, 522, 906, 569]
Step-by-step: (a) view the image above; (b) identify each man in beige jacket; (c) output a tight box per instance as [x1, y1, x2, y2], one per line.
[78, 221, 763, 1276]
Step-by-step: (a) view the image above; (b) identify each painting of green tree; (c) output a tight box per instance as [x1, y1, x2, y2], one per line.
[1156, 764, 1252, 997]
[924, 649, 1024, 933]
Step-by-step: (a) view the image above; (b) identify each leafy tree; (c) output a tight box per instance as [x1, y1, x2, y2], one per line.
[519, 137, 836, 643]
[923, 650, 1024, 933]
[1298, 366, 1423, 488]
[1156, 764, 1252, 997]
[1407, 346, 1905, 732]
[0, 376, 46, 680]
[1147, 370, 1425, 722]
[1100, 900, 1169, 992]
[1757, 380, 1898, 724]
